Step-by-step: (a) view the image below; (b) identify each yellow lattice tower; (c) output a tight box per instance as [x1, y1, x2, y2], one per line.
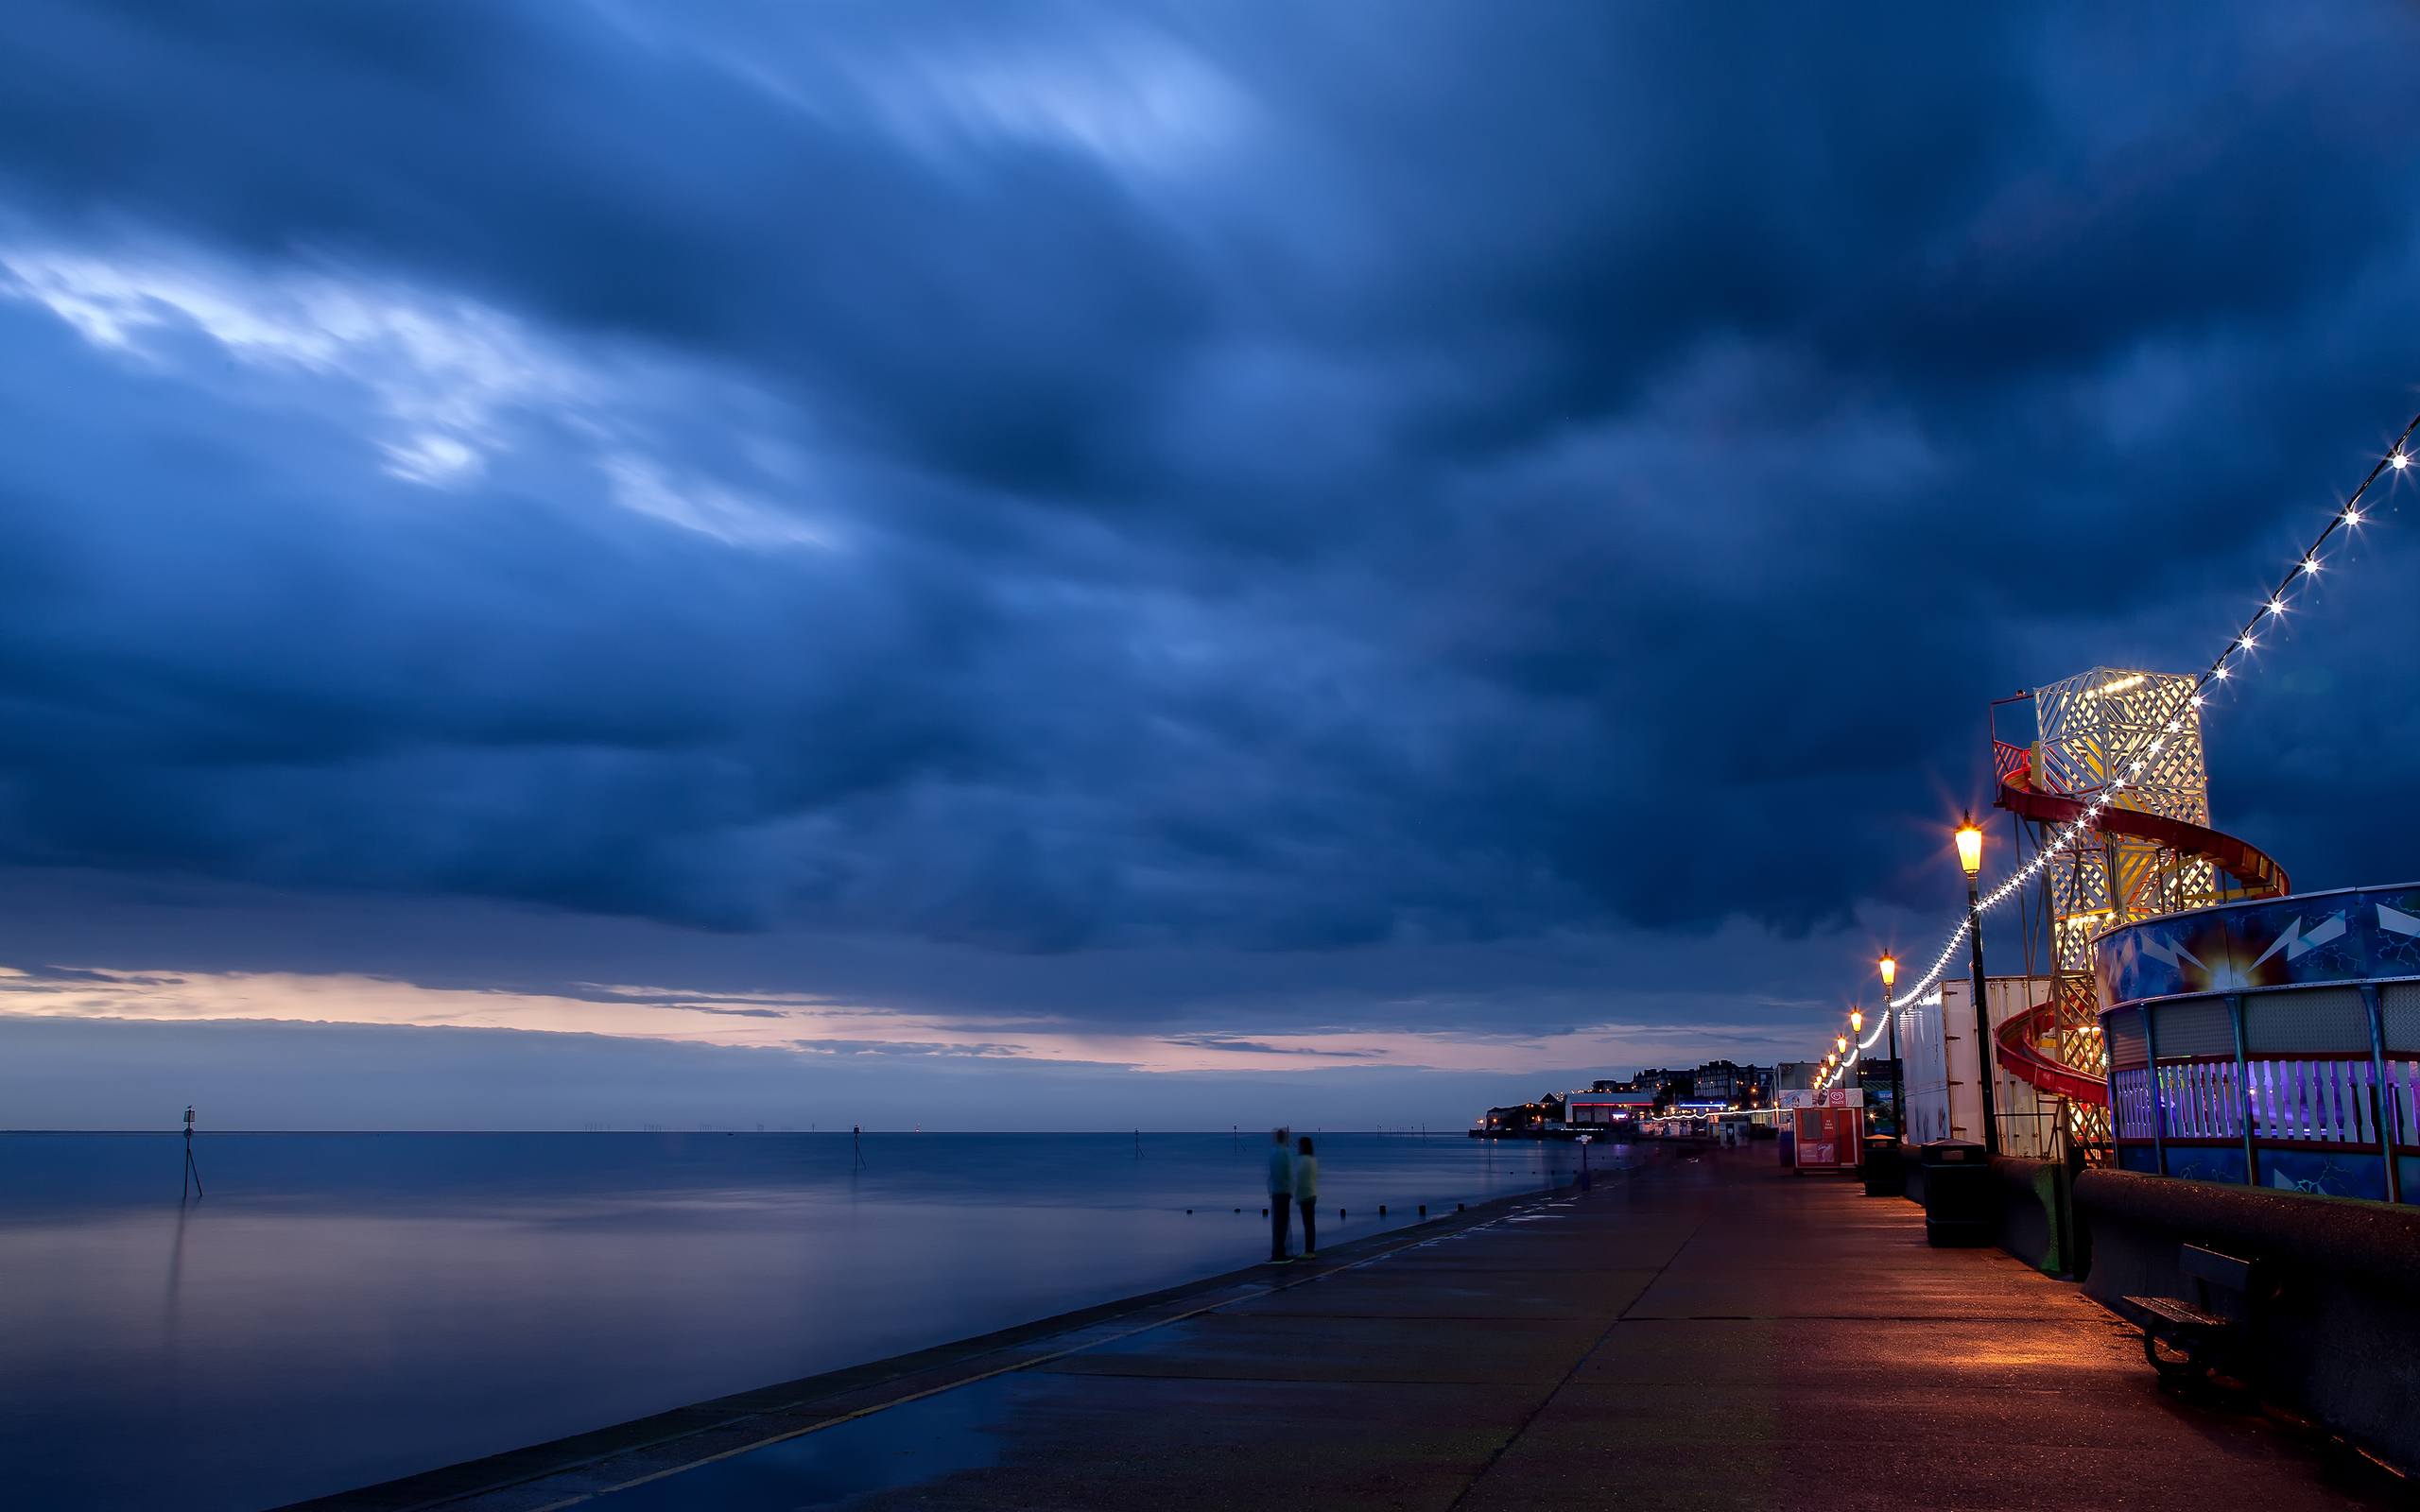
[2030, 668, 2214, 1146]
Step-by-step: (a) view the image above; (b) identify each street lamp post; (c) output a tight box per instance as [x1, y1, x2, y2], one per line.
[1878, 954, 1904, 1143]
[1849, 1009, 1864, 1118]
[1956, 814, 1999, 1156]
[1848, 1005, 1899, 1195]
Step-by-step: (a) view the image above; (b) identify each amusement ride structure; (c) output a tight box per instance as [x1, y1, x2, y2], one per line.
[1987, 666, 2290, 1147]
[1808, 407, 2420, 1164]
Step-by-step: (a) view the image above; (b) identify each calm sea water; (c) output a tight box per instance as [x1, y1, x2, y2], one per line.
[0, 1130, 1585, 1511]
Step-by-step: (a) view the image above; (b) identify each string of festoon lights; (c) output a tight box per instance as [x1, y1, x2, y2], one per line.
[1817, 1014, 1896, 1091]
[1809, 409, 2420, 1094]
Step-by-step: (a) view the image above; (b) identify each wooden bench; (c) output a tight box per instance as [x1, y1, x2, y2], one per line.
[2126, 1244, 2255, 1386]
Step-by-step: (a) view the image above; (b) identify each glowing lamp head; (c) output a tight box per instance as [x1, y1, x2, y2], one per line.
[1850, 1009, 1864, 1035]
[1835, 1035, 1848, 1056]
[2393, 450, 2410, 472]
[1954, 815, 1984, 879]
[1877, 954, 1897, 989]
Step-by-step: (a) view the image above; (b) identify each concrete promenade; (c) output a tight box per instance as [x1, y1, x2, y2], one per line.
[309, 1144, 2397, 1511]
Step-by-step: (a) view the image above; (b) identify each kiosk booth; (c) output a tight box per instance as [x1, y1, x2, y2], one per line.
[1779, 1088, 1865, 1174]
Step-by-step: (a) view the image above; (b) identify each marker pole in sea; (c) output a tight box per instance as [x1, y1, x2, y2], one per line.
[182, 1106, 203, 1200]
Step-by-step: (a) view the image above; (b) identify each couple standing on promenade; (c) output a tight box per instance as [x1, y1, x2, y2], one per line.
[1265, 1128, 1320, 1263]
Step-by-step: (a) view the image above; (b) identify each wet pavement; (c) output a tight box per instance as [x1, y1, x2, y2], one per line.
[312, 1144, 2401, 1511]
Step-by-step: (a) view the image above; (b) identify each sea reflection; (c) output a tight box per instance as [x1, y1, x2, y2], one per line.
[0, 1131, 1579, 1510]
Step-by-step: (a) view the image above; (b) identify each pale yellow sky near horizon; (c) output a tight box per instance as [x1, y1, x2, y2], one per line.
[0, 964, 1808, 1076]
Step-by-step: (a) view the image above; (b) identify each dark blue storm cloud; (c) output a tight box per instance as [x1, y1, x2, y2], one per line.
[3, 0, 2419, 987]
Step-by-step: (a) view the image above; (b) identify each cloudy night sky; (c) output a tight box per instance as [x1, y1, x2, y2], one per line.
[3, 2, 2418, 1129]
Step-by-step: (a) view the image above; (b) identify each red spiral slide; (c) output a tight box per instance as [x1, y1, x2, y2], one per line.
[1985, 744, 2291, 1104]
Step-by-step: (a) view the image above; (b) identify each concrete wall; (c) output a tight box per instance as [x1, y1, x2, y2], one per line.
[1989, 1155, 2071, 1276]
[2076, 1168, 2420, 1471]
[1893, 1152, 2072, 1275]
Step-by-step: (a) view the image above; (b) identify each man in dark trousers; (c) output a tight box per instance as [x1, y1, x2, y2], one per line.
[1266, 1127, 1295, 1262]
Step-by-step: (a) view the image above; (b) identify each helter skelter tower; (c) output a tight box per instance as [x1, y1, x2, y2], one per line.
[2035, 667, 2216, 927]
[1994, 666, 2253, 1147]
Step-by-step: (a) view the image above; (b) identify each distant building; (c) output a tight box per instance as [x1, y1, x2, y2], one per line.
[1564, 1089, 1655, 1125]
[1475, 1092, 1568, 1135]
[1628, 1067, 1696, 1108]
[1613, 1061, 1776, 1108]
[1691, 1060, 1775, 1106]
[1478, 1063, 1778, 1134]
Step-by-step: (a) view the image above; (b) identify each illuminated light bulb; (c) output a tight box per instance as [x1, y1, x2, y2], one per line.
[2393, 451, 2410, 471]
[2344, 507, 2363, 525]
[2212, 665, 2230, 680]
[2266, 597, 2286, 616]
[2190, 694, 2204, 708]
[2300, 558, 2320, 575]
[2238, 634, 2257, 651]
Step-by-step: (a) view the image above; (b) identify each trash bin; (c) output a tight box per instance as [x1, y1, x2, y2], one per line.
[1917, 1140, 1992, 1246]
[1861, 1135, 1904, 1197]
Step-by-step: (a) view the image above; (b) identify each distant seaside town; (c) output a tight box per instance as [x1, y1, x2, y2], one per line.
[1470, 1058, 1837, 1138]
